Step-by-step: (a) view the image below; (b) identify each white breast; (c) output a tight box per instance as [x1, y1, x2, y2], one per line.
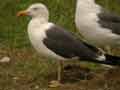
[28, 19, 66, 60]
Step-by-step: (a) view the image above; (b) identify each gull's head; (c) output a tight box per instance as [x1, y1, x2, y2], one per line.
[17, 3, 49, 19]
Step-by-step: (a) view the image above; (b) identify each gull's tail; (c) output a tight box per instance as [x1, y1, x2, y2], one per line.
[103, 54, 120, 66]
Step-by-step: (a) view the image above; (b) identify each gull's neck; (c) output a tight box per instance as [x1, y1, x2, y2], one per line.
[75, 0, 101, 37]
[76, 0, 101, 14]
[32, 16, 49, 24]
[28, 16, 49, 32]
[77, 0, 95, 3]
[77, 0, 95, 5]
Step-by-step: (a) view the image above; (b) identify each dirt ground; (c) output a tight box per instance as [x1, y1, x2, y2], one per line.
[0, 48, 120, 90]
[55, 65, 120, 90]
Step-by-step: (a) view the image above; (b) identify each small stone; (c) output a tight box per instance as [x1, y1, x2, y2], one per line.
[0, 56, 10, 63]
[34, 85, 39, 89]
[13, 77, 19, 80]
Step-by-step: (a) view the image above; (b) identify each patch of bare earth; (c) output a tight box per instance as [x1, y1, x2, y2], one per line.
[0, 48, 120, 90]
[60, 66, 120, 90]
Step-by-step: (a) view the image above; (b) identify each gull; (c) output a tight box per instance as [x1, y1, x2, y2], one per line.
[17, 3, 120, 87]
[75, 0, 120, 53]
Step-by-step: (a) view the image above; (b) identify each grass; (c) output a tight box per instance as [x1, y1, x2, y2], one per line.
[0, 0, 120, 89]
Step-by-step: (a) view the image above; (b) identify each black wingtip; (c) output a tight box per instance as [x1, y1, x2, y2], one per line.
[104, 54, 120, 66]
[79, 54, 120, 66]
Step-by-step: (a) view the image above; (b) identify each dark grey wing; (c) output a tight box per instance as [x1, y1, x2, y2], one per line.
[43, 25, 99, 59]
[98, 8, 120, 35]
[98, 8, 120, 22]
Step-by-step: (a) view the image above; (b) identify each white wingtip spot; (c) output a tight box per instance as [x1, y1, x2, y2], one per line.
[96, 54, 106, 61]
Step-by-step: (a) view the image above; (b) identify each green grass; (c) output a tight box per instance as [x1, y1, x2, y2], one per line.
[0, 0, 76, 49]
[0, 0, 120, 89]
[0, 0, 120, 49]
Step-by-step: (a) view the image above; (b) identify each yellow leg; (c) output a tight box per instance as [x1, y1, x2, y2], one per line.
[49, 60, 64, 88]
[58, 60, 64, 82]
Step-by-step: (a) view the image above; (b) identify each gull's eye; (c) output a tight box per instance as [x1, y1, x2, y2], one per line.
[33, 7, 39, 11]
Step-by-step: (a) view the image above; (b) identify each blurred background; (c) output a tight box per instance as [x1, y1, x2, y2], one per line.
[0, 0, 120, 89]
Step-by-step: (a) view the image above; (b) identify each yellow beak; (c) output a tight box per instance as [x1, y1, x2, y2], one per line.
[17, 10, 28, 17]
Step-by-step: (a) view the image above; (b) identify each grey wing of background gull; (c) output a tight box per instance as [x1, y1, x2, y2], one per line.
[98, 8, 120, 35]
